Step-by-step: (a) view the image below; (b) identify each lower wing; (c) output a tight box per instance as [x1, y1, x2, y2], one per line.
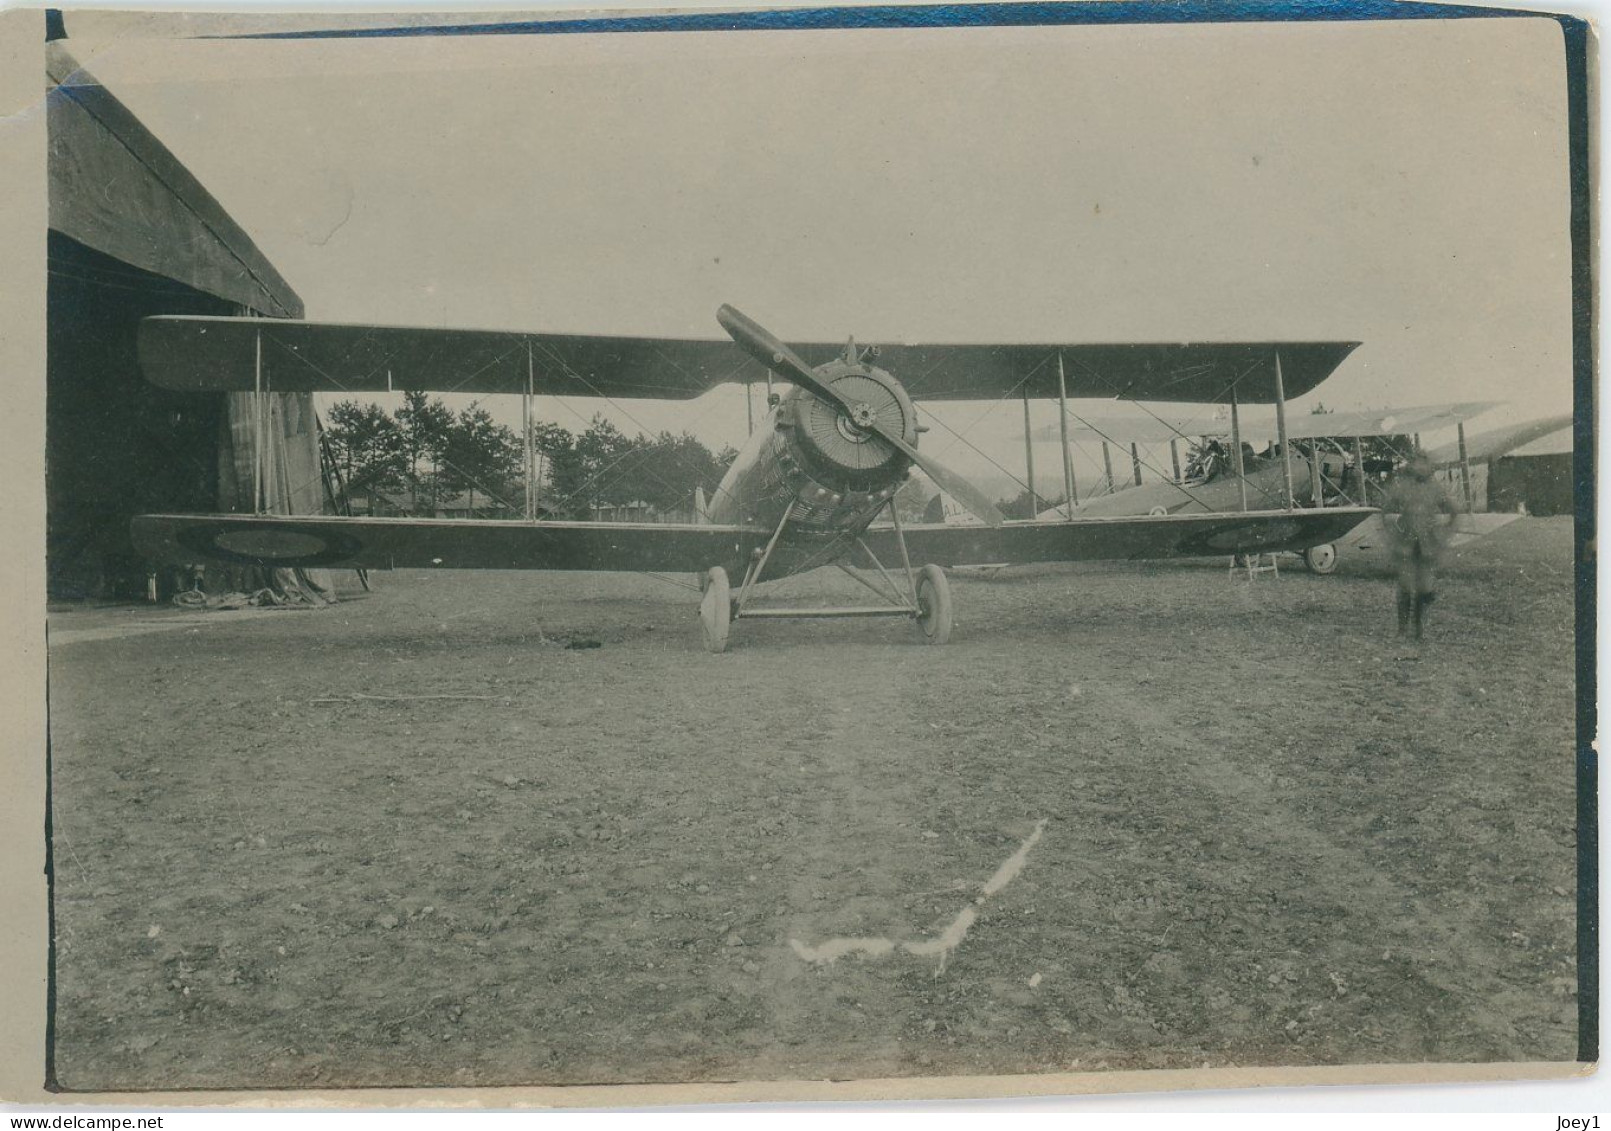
[134, 507, 1375, 576]
[858, 507, 1377, 567]
[132, 514, 769, 575]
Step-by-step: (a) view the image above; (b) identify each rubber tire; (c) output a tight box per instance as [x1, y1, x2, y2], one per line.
[700, 567, 731, 653]
[915, 564, 953, 645]
[1303, 543, 1339, 575]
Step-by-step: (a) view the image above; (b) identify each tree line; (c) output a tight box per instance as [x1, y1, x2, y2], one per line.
[323, 392, 738, 520]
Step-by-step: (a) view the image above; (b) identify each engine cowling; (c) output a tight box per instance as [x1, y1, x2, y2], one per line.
[710, 360, 919, 535]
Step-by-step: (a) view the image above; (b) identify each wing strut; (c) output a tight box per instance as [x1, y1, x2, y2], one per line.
[1275, 352, 1295, 511]
[1230, 384, 1248, 513]
[1056, 352, 1078, 517]
[1021, 389, 1038, 517]
[1457, 421, 1474, 510]
[523, 344, 536, 521]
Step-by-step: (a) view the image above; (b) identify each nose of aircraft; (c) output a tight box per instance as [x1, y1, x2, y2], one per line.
[716, 304, 1006, 527]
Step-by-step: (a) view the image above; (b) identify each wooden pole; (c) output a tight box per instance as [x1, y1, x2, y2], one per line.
[1022, 389, 1037, 516]
[1170, 438, 1182, 484]
[1274, 352, 1295, 511]
[1130, 442, 1143, 487]
[1230, 387, 1248, 512]
[264, 397, 277, 514]
[1457, 421, 1474, 510]
[1057, 353, 1077, 516]
[1101, 441, 1115, 496]
[253, 328, 263, 515]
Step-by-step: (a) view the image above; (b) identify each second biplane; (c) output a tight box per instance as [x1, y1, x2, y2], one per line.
[1003, 401, 1558, 573]
[131, 305, 1375, 651]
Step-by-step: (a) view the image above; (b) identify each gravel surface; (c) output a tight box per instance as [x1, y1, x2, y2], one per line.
[46, 517, 1580, 1090]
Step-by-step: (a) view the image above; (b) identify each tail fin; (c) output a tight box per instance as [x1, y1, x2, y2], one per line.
[694, 487, 710, 524]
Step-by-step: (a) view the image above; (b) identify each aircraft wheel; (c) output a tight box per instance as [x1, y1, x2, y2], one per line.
[700, 567, 731, 653]
[915, 564, 953, 645]
[1303, 543, 1339, 575]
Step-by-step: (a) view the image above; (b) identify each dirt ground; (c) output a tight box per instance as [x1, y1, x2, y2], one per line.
[45, 517, 1582, 1091]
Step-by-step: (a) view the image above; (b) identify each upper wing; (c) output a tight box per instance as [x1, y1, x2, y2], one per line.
[137, 317, 759, 400]
[139, 314, 1360, 405]
[132, 513, 768, 575]
[857, 507, 1376, 568]
[1240, 401, 1503, 444]
[1032, 411, 1232, 445]
[872, 341, 1362, 404]
[1425, 413, 1574, 468]
[1036, 402, 1504, 448]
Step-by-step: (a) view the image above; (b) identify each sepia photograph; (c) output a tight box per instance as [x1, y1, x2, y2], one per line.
[9, 0, 1594, 1107]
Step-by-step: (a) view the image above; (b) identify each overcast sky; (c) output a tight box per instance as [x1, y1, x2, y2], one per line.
[72, 14, 1574, 491]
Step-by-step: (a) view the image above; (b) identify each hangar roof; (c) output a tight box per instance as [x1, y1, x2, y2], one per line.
[1507, 426, 1573, 459]
[46, 42, 302, 319]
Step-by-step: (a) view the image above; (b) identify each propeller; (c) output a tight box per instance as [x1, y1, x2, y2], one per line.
[717, 305, 1005, 527]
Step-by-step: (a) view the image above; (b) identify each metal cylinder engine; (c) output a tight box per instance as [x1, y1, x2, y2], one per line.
[710, 360, 919, 535]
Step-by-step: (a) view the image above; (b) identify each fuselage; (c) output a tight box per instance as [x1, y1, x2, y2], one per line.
[1036, 450, 1350, 520]
[707, 358, 919, 580]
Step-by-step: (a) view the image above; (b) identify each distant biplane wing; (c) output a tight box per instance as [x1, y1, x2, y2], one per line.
[132, 514, 770, 575]
[1034, 412, 1233, 445]
[1239, 401, 1503, 443]
[138, 315, 1361, 404]
[1425, 413, 1573, 468]
[1032, 401, 1502, 446]
[858, 508, 1376, 568]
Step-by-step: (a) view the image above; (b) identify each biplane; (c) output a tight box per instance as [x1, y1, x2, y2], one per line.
[131, 305, 1376, 651]
[983, 401, 1514, 574]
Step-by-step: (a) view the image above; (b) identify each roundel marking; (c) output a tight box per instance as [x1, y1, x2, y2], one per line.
[176, 523, 365, 568]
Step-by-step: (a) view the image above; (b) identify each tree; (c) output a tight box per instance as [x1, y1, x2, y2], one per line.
[624, 431, 732, 514]
[529, 421, 576, 517]
[437, 403, 522, 516]
[569, 416, 636, 516]
[324, 400, 407, 514]
[395, 391, 455, 514]
[522, 422, 736, 521]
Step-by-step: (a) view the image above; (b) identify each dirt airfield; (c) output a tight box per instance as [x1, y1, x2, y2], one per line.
[45, 517, 1580, 1090]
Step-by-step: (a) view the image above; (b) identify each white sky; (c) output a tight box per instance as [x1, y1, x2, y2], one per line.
[70, 14, 1575, 495]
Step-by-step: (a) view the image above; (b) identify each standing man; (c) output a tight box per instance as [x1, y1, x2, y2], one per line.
[1382, 454, 1457, 641]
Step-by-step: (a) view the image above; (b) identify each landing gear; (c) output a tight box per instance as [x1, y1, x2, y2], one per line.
[700, 566, 731, 653]
[1303, 542, 1339, 575]
[915, 563, 952, 644]
[699, 499, 958, 650]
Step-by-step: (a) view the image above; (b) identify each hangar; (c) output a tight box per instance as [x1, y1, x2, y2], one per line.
[1484, 425, 1574, 517]
[45, 23, 324, 600]
[1428, 416, 1576, 519]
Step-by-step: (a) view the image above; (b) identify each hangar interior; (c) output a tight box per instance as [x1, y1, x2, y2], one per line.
[46, 35, 329, 601]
